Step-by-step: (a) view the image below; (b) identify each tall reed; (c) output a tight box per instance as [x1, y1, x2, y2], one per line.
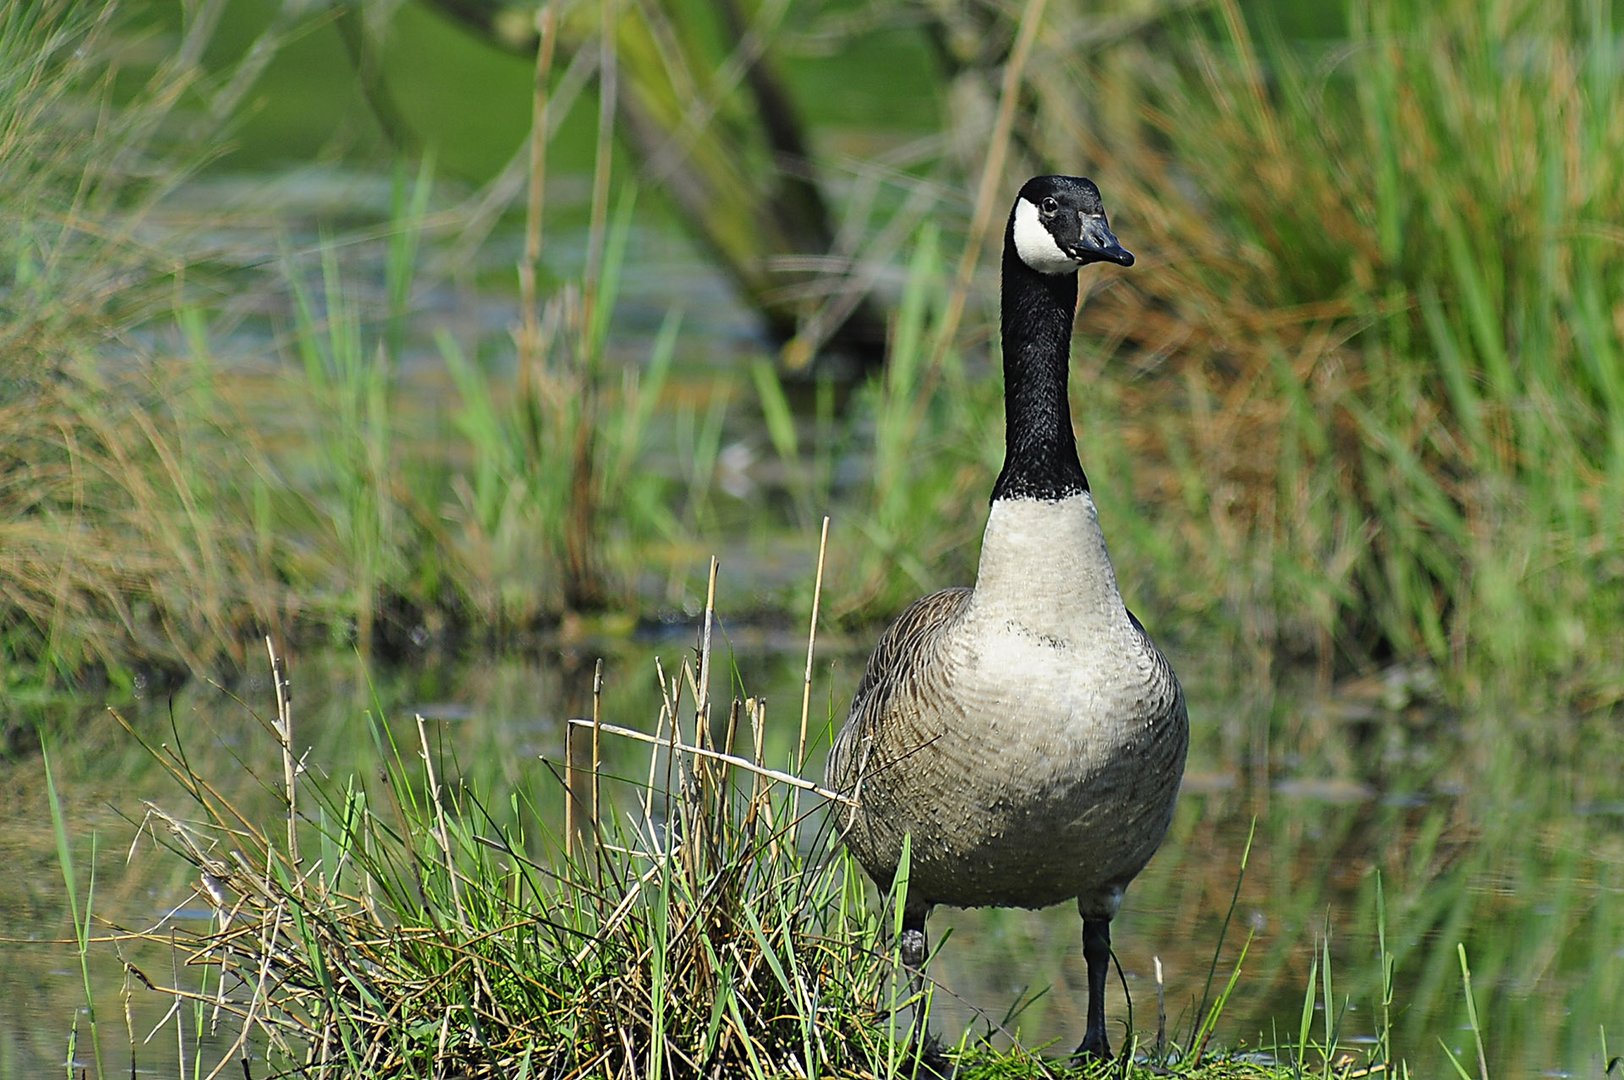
[923, 0, 1624, 709]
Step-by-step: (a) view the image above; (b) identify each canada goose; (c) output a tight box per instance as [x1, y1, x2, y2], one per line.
[826, 175, 1188, 1062]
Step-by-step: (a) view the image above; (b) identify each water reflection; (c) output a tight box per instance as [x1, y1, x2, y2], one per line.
[0, 640, 1617, 1077]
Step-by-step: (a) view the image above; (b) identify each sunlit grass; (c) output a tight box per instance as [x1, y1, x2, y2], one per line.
[103, 627, 909, 1077]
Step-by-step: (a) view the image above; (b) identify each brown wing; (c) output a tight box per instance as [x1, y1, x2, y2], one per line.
[825, 586, 973, 794]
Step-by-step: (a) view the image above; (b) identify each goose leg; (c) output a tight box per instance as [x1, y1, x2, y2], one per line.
[1075, 917, 1113, 1060]
[900, 903, 931, 1046]
[900, 904, 929, 997]
[899, 903, 953, 1077]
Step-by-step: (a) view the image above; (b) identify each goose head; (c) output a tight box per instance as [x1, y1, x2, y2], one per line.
[1009, 175, 1134, 275]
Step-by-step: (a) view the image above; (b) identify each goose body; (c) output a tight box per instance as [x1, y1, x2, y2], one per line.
[825, 176, 1188, 1061]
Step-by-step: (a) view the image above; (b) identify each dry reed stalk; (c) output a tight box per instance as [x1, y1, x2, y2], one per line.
[742, 696, 766, 837]
[266, 637, 298, 871]
[793, 515, 831, 831]
[650, 652, 689, 857]
[646, 655, 668, 823]
[564, 704, 577, 861]
[567, 718, 850, 803]
[752, 696, 784, 858]
[667, 658, 695, 879]
[697, 555, 719, 751]
[591, 657, 604, 833]
[416, 714, 466, 923]
[717, 695, 743, 838]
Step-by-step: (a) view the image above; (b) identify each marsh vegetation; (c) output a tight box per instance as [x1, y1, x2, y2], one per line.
[0, 0, 1619, 1076]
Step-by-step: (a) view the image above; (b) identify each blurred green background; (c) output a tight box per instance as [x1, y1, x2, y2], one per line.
[0, 0, 1619, 1075]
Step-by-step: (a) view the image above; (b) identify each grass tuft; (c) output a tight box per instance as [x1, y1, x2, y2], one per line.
[105, 598, 913, 1077]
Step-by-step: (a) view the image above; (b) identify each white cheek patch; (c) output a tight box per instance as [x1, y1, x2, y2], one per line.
[1013, 197, 1078, 274]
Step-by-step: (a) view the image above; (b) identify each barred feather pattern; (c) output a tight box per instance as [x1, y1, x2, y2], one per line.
[824, 496, 1188, 920]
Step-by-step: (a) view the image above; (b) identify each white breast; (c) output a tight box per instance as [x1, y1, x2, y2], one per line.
[951, 494, 1158, 769]
[969, 493, 1128, 636]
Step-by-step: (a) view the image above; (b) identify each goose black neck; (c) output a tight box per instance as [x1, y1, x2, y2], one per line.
[991, 244, 1089, 502]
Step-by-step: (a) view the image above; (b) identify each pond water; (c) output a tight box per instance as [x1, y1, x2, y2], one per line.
[2, 632, 1618, 1077]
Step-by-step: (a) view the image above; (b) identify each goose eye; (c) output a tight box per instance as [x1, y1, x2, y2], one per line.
[1041, 197, 1059, 214]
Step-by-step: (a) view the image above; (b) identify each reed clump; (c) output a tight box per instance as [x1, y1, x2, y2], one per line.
[111, 623, 909, 1078]
[0, 2, 263, 685]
